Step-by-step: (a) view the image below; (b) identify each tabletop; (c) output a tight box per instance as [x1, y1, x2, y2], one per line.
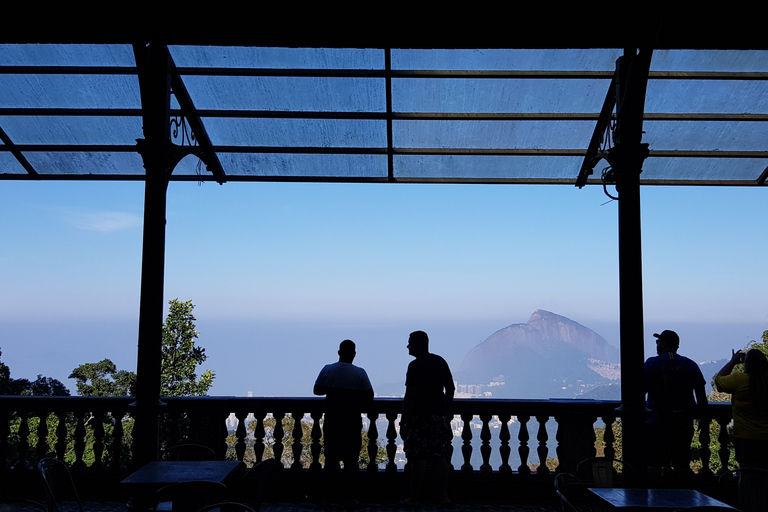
[588, 488, 735, 510]
[121, 460, 245, 487]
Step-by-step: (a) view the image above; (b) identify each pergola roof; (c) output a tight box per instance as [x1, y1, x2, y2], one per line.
[2, 39, 767, 186]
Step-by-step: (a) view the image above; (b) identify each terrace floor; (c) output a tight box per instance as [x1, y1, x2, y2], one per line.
[31, 499, 560, 512]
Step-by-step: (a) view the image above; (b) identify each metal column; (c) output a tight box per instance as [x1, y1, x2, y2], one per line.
[612, 48, 652, 482]
[131, 43, 173, 467]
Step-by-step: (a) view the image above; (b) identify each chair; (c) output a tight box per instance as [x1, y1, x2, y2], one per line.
[163, 443, 217, 461]
[718, 467, 768, 512]
[554, 472, 593, 512]
[229, 459, 275, 512]
[153, 480, 228, 512]
[195, 503, 256, 512]
[576, 457, 634, 488]
[37, 457, 84, 512]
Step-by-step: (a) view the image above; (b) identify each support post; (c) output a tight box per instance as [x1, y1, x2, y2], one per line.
[131, 43, 173, 468]
[612, 48, 652, 484]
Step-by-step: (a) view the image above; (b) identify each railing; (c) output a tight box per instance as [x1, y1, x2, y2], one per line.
[0, 396, 735, 496]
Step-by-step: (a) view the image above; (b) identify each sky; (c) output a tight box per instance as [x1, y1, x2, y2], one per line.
[1, 180, 766, 397]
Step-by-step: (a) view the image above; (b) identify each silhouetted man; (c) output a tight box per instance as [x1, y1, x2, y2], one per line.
[644, 329, 707, 477]
[401, 330, 455, 506]
[314, 339, 373, 507]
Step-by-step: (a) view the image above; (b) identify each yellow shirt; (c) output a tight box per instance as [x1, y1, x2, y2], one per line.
[715, 372, 768, 440]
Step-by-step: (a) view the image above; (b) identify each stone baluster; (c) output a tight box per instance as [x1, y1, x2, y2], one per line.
[446, 416, 455, 471]
[385, 412, 398, 473]
[254, 413, 266, 463]
[55, 411, 67, 460]
[290, 412, 304, 471]
[498, 412, 512, 473]
[36, 412, 50, 461]
[73, 413, 87, 470]
[717, 416, 731, 472]
[460, 413, 473, 472]
[15, 411, 29, 469]
[535, 415, 549, 474]
[112, 412, 125, 470]
[698, 416, 712, 476]
[92, 411, 105, 469]
[517, 414, 531, 474]
[479, 413, 492, 474]
[235, 410, 248, 462]
[366, 413, 379, 472]
[310, 411, 322, 472]
[273, 412, 285, 469]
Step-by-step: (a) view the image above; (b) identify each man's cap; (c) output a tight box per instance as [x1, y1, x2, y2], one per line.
[653, 330, 679, 345]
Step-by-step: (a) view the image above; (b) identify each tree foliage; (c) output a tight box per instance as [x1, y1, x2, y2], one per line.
[161, 299, 214, 397]
[69, 358, 136, 397]
[1, 348, 69, 396]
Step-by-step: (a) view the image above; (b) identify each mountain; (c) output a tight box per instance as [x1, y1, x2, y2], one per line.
[455, 310, 621, 399]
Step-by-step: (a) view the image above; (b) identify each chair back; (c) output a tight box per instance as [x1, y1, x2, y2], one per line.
[195, 503, 256, 512]
[238, 459, 275, 512]
[163, 443, 217, 461]
[554, 472, 592, 512]
[718, 467, 768, 512]
[36, 457, 84, 512]
[576, 457, 633, 488]
[154, 480, 227, 512]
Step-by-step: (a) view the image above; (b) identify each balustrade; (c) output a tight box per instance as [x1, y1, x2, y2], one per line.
[0, 395, 736, 484]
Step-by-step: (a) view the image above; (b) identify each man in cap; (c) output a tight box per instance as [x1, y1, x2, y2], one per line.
[644, 329, 707, 477]
[314, 339, 373, 507]
[401, 330, 455, 506]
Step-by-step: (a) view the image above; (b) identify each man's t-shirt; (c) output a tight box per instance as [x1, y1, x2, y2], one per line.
[405, 353, 454, 417]
[644, 352, 705, 423]
[314, 362, 372, 423]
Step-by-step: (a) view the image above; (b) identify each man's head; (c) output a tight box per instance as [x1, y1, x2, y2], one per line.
[654, 330, 680, 355]
[338, 339, 356, 363]
[407, 330, 429, 357]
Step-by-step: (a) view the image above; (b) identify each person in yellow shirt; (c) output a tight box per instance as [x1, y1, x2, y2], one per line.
[715, 348, 768, 512]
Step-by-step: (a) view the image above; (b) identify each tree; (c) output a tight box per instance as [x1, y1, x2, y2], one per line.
[1, 348, 69, 396]
[69, 359, 136, 397]
[161, 299, 215, 397]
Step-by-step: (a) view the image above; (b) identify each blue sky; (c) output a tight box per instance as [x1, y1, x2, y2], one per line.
[1, 180, 766, 396]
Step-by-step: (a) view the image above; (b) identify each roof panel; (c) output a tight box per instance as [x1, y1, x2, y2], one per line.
[218, 153, 388, 178]
[203, 118, 387, 147]
[180, 76, 386, 112]
[644, 121, 768, 152]
[0, 152, 26, 174]
[650, 50, 768, 72]
[0, 116, 142, 145]
[394, 155, 581, 180]
[645, 80, 768, 114]
[392, 78, 611, 113]
[394, 120, 594, 150]
[641, 157, 768, 182]
[392, 49, 622, 71]
[23, 151, 144, 175]
[0, 44, 135, 66]
[169, 46, 384, 69]
[0, 75, 141, 109]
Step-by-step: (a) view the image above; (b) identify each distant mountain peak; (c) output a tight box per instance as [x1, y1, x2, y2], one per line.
[456, 310, 620, 399]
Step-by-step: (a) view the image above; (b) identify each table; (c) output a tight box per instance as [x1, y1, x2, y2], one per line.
[588, 488, 735, 510]
[122, 460, 245, 511]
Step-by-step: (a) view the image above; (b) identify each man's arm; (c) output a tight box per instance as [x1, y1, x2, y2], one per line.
[313, 383, 327, 396]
